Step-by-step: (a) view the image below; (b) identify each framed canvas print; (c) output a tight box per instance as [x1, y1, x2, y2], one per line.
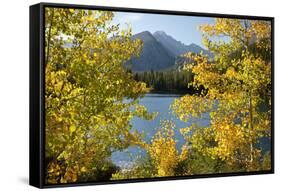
[29, 2, 274, 188]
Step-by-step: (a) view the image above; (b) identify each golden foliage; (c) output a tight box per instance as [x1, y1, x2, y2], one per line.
[147, 121, 188, 177]
[45, 8, 153, 183]
[173, 19, 272, 171]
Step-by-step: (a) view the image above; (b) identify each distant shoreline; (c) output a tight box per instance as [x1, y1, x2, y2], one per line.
[142, 91, 188, 98]
[148, 90, 190, 95]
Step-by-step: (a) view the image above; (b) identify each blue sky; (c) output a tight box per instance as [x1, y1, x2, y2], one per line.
[113, 12, 215, 48]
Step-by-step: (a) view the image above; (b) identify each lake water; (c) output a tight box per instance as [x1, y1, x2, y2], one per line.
[110, 93, 271, 169]
[111, 93, 210, 169]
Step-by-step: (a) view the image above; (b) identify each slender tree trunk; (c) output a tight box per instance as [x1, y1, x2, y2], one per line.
[249, 91, 254, 163]
[46, 9, 54, 65]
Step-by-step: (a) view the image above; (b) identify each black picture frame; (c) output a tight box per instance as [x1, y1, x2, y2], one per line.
[30, 2, 274, 189]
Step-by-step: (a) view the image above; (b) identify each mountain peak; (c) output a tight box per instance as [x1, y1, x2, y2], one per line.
[130, 31, 175, 72]
[153, 31, 211, 57]
[129, 30, 212, 72]
[153, 31, 188, 56]
[132, 31, 155, 42]
[189, 43, 199, 47]
[153, 31, 167, 36]
[153, 31, 176, 41]
[139, 30, 152, 35]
